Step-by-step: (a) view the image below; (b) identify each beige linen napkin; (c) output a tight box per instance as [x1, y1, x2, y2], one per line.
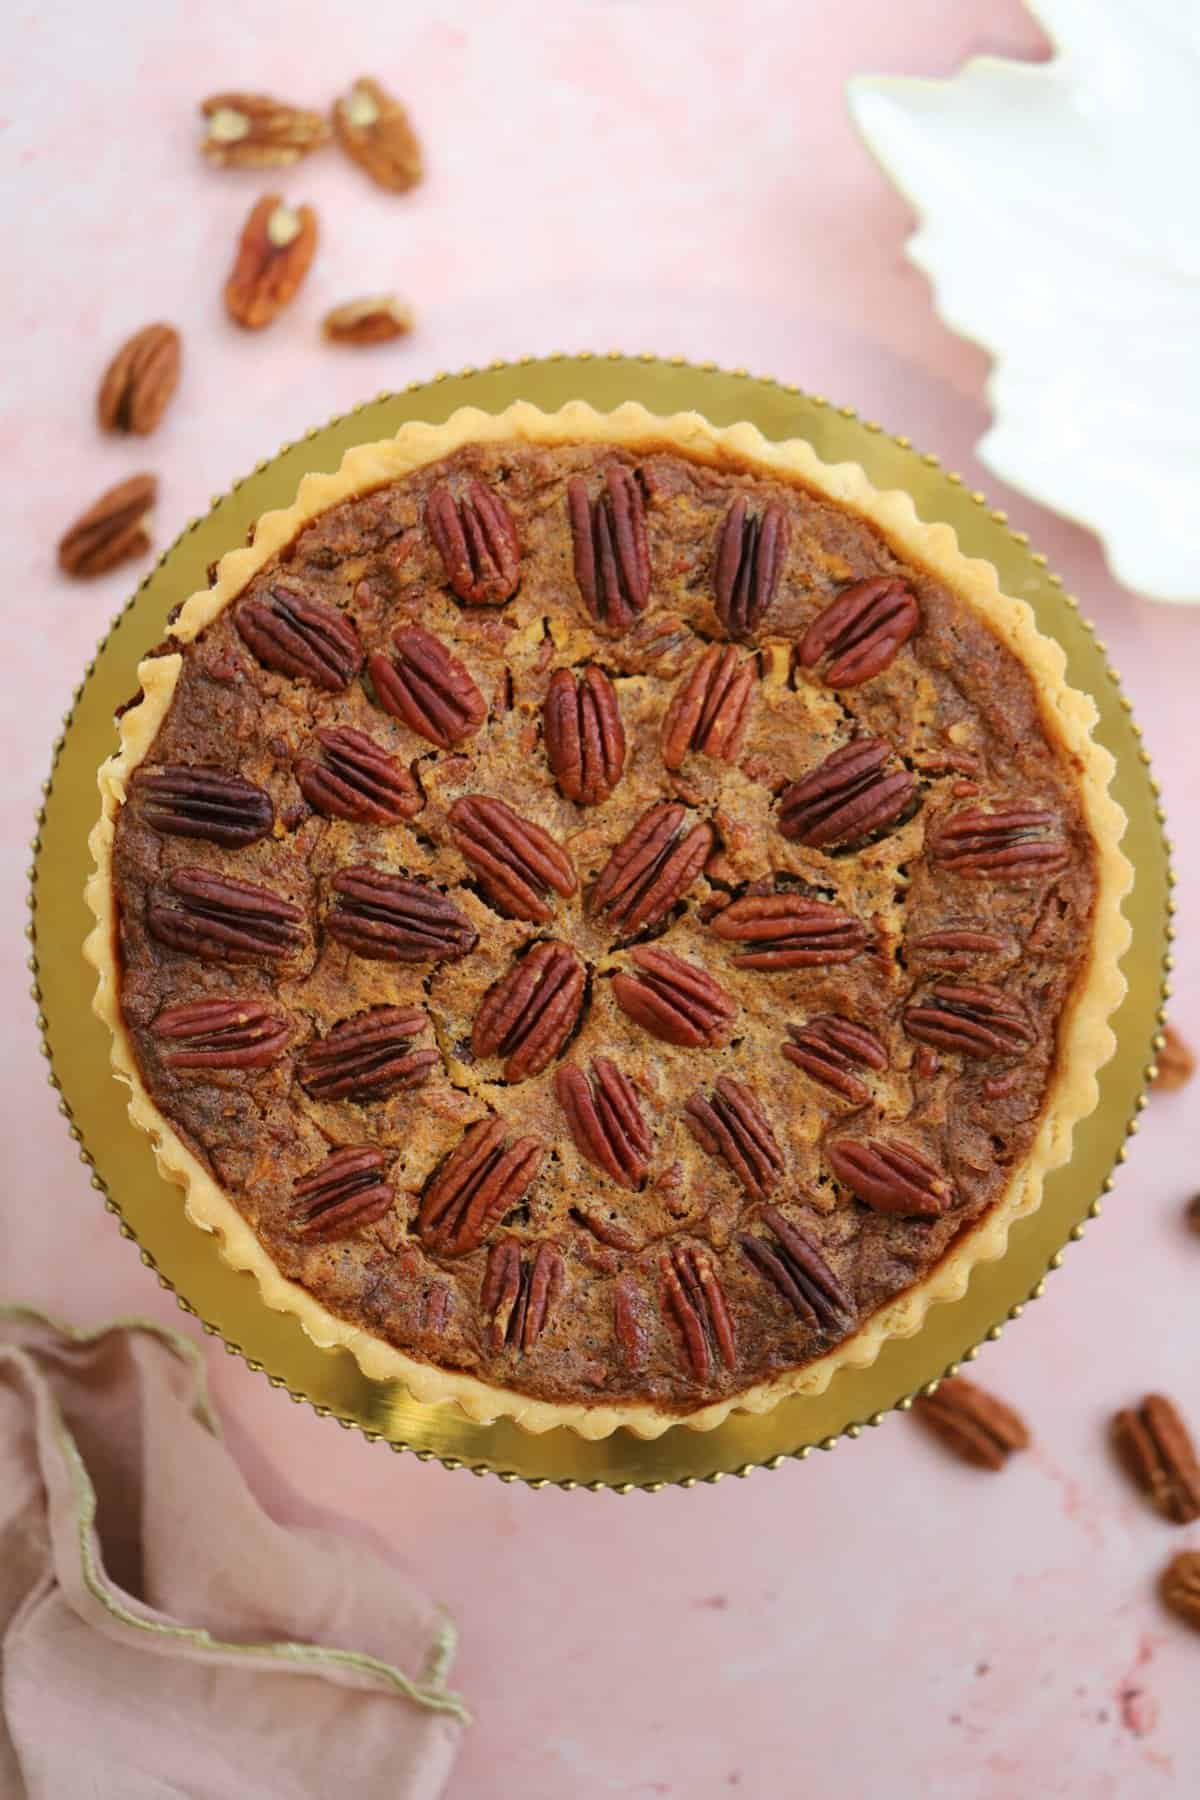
[0, 1306, 467, 1800]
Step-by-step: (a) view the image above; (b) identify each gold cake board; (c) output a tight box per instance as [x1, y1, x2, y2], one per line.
[29, 355, 1172, 1491]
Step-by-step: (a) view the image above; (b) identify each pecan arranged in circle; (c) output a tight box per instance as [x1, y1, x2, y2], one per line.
[611, 944, 735, 1047]
[684, 1075, 784, 1201]
[151, 996, 291, 1070]
[713, 497, 788, 639]
[827, 1136, 955, 1218]
[710, 892, 868, 970]
[739, 1206, 853, 1329]
[418, 1117, 544, 1257]
[661, 1243, 736, 1383]
[236, 587, 362, 690]
[914, 1377, 1031, 1470]
[471, 940, 586, 1082]
[555, 1057, 652, 1189]
[299, 1006, 439, 1102]
[778, 739, 916, 849]
[296, 727, 420, 824]
[368, 625, 487, 747]
[588, 802, 714, 935]
[481, 1239, 566, 1352]
[147, 867, 306, 964]
[326, 865, 477, 963]
[909, 926, 1008, 969]
[903, 983, 1035, 1059]
[782, 1015, 888, 1103]
[136, 765, 274, 847]
[292, 1145, 393, 1239]
[797, 577, 919, 687]
[543, 666, 625, 805]
[931, 804, 1069, 879]
[661, 645, 756, 771]
[426, 480, 521, 605]
[448, 795, 577, 923]
[567, 465, 651, 634]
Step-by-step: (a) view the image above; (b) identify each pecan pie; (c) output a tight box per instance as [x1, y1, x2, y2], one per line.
[85, 401, 1129, 1438]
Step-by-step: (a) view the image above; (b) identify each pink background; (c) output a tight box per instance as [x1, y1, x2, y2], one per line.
[3, 2, 1198, 1794]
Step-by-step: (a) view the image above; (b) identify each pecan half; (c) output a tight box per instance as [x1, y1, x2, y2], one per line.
[200, 92, 330, 166]
[449, 795, 576, 922]
[931, 804, 1070, 879]
[625, 610, 695, 677]
[418, 1117, 543, 1256]
[710, 892, 868, 970]
[322, 295, 414, 345]
[555, 1057, 652, 1188]
[827, 1136, 954, 1218]
[778, 739, 916, 849]
[1151, 1023, 1196, 1093]
[326, 865, 477, 963]
[914, 1377, 1031, 1470]
[903, 983, 1035, 1059]
[1112, 1395, 1200, 1524]
[292, 1145, 393, 1239]
[481, 1239, 565, 1352]
[661, 1243, 736, 1383]
[151, 997, 291, 1070]
[135, 765, 274, 847]
[369, 625, 487, 747]
[740, 1206, 852, 1328]
[299, 1006, 439, 1102]
[1161, 1551, 1200, 1631]
[661, 645, 756, 771]
[909, 926, 1008, 970]
[611, 945, 735, 1047]
[684, 1076, 784, 1201]
[471, 941, 585, 1081]
[783, 1015, 888, 1103]
[588, 802, 713, 935]
[713, 497, 787, 638]
[543, 666, 625, 805]
[797, 577, 919, 686]
[333, 76, 422, 192]
[224, 194, 317, 329]
[97, 323, 181, 435]
[426, 481, 520, 605]
[58, 473, 155, 578]
[296, 726, 420, 823]
[567, 465, 651, 634]
[147, 868, 305, 964]
[236, 587, 362, 690]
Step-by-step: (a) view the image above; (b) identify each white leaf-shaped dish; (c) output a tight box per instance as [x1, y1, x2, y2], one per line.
[848, 0, 1200, 605]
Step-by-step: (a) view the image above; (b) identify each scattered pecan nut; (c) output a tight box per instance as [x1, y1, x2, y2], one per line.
[783, 1015, 888, 1103]
[713, 496, 788, 638]
[58, 473, 155, 578]
[322, 295, 414, 345]
[135, 765, 274, 847]
[293, 1145, 393, 1239]
[426, 480, 520, 605]
[200, 91, 330, 166]
[567, 465, 651, 634]
[296, 726, 421, 823]
[369, 625, 487, 747]
[739, 1206, 853, 1329]
[1112, 1395, 1200, 1524]
[150, 997, 291, 1070]
[418, 1117, 543, 1256]
[588, 802, 714, 935]
[298, 1006, 439, 1102]
[481, 1239, 565, 1352]
[147, 867, 306, 964]
[684, 1076, 784, 1201]
[661, 645, 756, 771]
[903, 983, 1035, 1059]
[661, 1243, 736, 1383]
[1151, 1023, 1196, 1093]
[471, 941, 585, 1081]
[931, 804, 1070, 879]
[1160, 1551, 1200, 1631]
[914, 1376, 1031, 1470]
[710, 892, 868, 970]
[778, 739, 916, 849]
[543, 666, 625, 805]
[797, 577, 919, 686]
[97, 323, 181, 435]
[326, 865, 477, 964]
[236, 587, 362, 690]
[224, 194, 317, 329]
[333, 76, 423, 192]
[827, 1135, 955, 1218]
[555, 1057, 652, 1189]
[449, 795, 577, 922]
[611, 945, 735, 1047]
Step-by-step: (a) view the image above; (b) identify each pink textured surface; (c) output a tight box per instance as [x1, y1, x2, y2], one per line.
[3, 3, 1199, 1794]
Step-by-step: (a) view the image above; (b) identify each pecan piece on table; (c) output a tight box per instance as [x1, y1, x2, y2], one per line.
[661, 645, 756, 771]
[426, 480, 520, 605]
[611, 944, 735, 1048]
[322, 295, 414, 345]
[740, 1206, 853, 1329]
[418, 1117, 543, 1257]
[903, 983, 1035, 1059]
[236, 587, 362, 690]
[684, 1076, 784, 1201]
[58, 473, 155, 578]
[713, 496, 788, 638]
[292, 1145, 393, 1239]
[296, 726, 420, 824]
[931, 804, 1070, 879]
[778, 739, 916, 849]
[1151, 1023, 1195, 1093]
[135, 765, 273, 847]
[471, 941, 585, 1082]
[567, 465, 651, 634]
[1161, 1552, 1200, 1631]
[326, 865, 477, 964]
[299, 1005, 439, 1102]
[200, 91, 329, 166]
[913, 1376, 1031, 1470]
[588, 802, 714, 935]
[710, 892, 868, 970]
[481, 1239, 566, 1352]
[97, 323, 181, 436]
[1112, 1394, 1200, 1524]
[543, 666, 625, 805]
[224, 194, 317, 330]
[147, 867, 305, 965]
[661, 1243, 736, 1384]
[332, 76, 422, 192]
[369, 625, 487, 747]
[150, 997, 291, 1070]
[555, 1056, 652, 1188]
[783, 1015, 888, 1103]
[448, 795, 576, 923]
[827, 1135, 955, 1218]
[797, 577, 919, 687]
